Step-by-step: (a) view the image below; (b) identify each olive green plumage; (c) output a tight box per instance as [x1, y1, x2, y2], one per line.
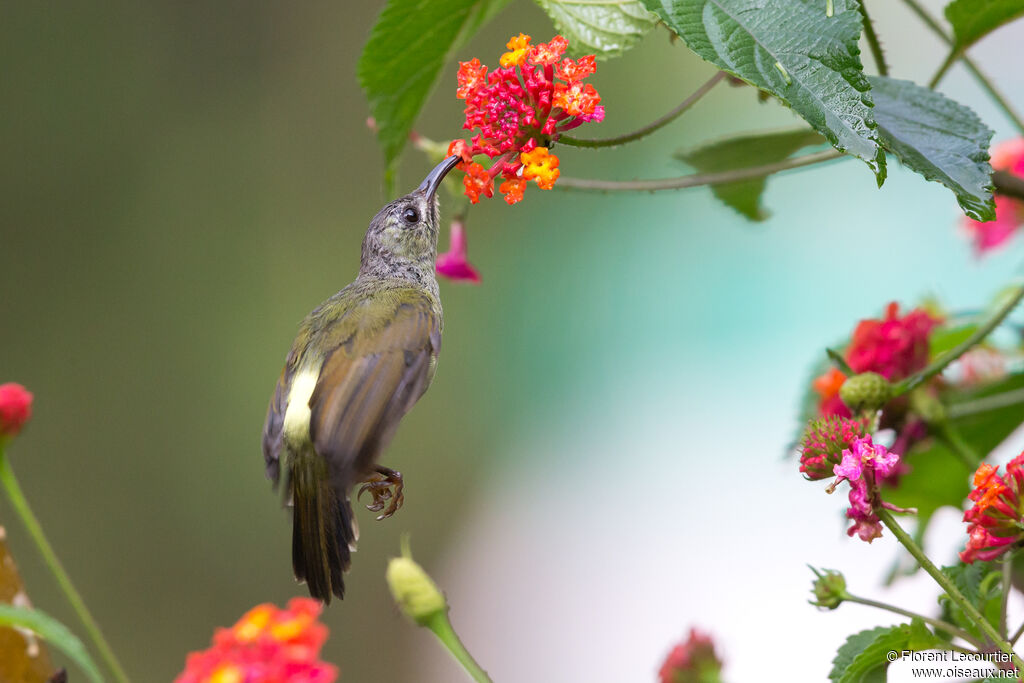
[262, 157, 458, 603]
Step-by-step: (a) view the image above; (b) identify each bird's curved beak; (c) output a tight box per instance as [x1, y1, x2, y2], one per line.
[418, 155, 461, 200]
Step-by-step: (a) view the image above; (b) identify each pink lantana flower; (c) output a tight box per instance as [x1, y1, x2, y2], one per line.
[964, 138, 1024, 254]
[436, 221, 481, 283]
[828, 437, 909, 542]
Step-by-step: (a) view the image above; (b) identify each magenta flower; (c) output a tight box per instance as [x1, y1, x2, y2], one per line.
[829, 437, 907, 543]
[0, 383, 33, 439]
[436, 221, 481, 283]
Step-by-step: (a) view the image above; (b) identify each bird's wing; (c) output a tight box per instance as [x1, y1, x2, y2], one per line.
[263, 348, 299, 487]
[308, 288, 440, 486]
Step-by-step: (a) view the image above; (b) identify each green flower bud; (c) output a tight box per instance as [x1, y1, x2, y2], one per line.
[386, 554, 446, 626]
[839, 372, 892, 413]
[809, 567, 847, 610]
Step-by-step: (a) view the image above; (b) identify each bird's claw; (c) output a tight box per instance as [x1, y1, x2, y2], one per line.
[357, 467, 404, 520]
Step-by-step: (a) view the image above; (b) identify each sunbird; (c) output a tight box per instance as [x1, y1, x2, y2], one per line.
[262, 156, 460, 603]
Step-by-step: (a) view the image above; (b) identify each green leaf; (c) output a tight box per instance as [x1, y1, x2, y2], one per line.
[938, 562, 1002, 640]
[642, 0, 886, 181]
[0, 603, 104, 683]
[533, 0, 658, 58]
[868, 76, 995, 221]
[675, 128, 825, 220]
[830, 622, 942, 682]
[358, 0, 510, 170]
[945, 0, 1024, 51]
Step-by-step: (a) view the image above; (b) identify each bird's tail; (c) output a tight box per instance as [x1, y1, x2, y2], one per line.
[290, 451, 356, 603]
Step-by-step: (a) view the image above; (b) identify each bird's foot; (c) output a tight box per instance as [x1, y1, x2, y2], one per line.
[357, 466, 404, 521]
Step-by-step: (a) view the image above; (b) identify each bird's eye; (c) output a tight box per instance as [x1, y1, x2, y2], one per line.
[401, 206, 419, 224]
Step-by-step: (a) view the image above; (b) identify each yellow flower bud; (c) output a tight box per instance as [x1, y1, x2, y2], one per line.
[386, 555, 446, 626]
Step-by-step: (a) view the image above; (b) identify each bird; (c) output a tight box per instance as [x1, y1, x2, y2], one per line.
[262, 156, 460, 603]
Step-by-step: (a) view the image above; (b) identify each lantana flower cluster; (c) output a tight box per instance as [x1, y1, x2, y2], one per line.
[812, 302, 941, 417]
[828, 436, 906, 543]
[964, 138, 1024, 254]
[175, 598, 337, 683]
[449, 33, 604, 205]
[960, 453, 1024, 563]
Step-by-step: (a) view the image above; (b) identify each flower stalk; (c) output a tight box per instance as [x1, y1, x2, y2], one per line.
[892, 283, 1024, 396]
[0, 444, 130, 683]
[875, 505, 1024, 669]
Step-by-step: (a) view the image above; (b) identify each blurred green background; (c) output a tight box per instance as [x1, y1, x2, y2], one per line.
[2, 1, 1024, 681]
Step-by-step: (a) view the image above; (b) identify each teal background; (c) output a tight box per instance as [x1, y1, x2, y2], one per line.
[1, 1, 1023, 681]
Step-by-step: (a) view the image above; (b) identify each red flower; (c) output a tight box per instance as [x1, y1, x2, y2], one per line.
[846, 302, 940, 380]
[554, 56, 596, 83]
[175, 598, 337, 683]
[0, 383, 33, 439]
[810, 302, 940, 417]
[658, 629, 723, 683]
[461, 162, 493, 204]
[436, 221, 481, 283]
[449, 33, 603, 204]
[960, 453, 1024, 563]
[499, 177, 527, 205]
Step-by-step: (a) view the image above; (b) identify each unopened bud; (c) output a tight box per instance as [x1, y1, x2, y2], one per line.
[386, 552, 446, 626]
[839, 372, 892, 413]
[809, 567, 847, 609]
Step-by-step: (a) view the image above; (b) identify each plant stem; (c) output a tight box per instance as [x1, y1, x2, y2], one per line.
[901, 0, 1024, 135]
[994, 170, 1024, 201]
[893, 283, 1024, 395]
[556, 148, 842, 192]
[426, 611, 493, 683]
[859, 1, 889, 77]
[935, 424, 982, 470]
[1012, 620, 1024, 646]
[0, 447, 130, 683]
[844, 593, 982, 647]
[929, 49, 959, 89]
[875, 505, 1024, 668]
[560, 72, 726, 149]
[949, 387, 1024, 419]
[1001, 554, 1013, 637]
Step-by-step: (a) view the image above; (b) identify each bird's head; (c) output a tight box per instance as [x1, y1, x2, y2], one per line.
[360, 156, 460, 279]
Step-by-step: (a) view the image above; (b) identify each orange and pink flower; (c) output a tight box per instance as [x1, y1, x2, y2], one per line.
[960, 453, 1024, 563]
[449, 33, 603, 205]
[175, 598, 337, 683]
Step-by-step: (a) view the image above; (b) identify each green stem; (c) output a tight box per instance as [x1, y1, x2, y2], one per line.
[875, 506, 1024, 668]
[1001, 554, 1012, 637]
[426, 611, 493, 683]
[0, 446, 130, 683]
[949, 387, 1024, 419]
[935, 423, 982, 470]
[556, 148, 842, 192]
[929, 49, 959, 89]
[859, 2, 889, 77]
[1012, 620, 1024, 646]
[901, 0, 1024, 135]
[844, 593, 982, 647]
[559, 72, 726, 149]
[893, 283, 1024, 395]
